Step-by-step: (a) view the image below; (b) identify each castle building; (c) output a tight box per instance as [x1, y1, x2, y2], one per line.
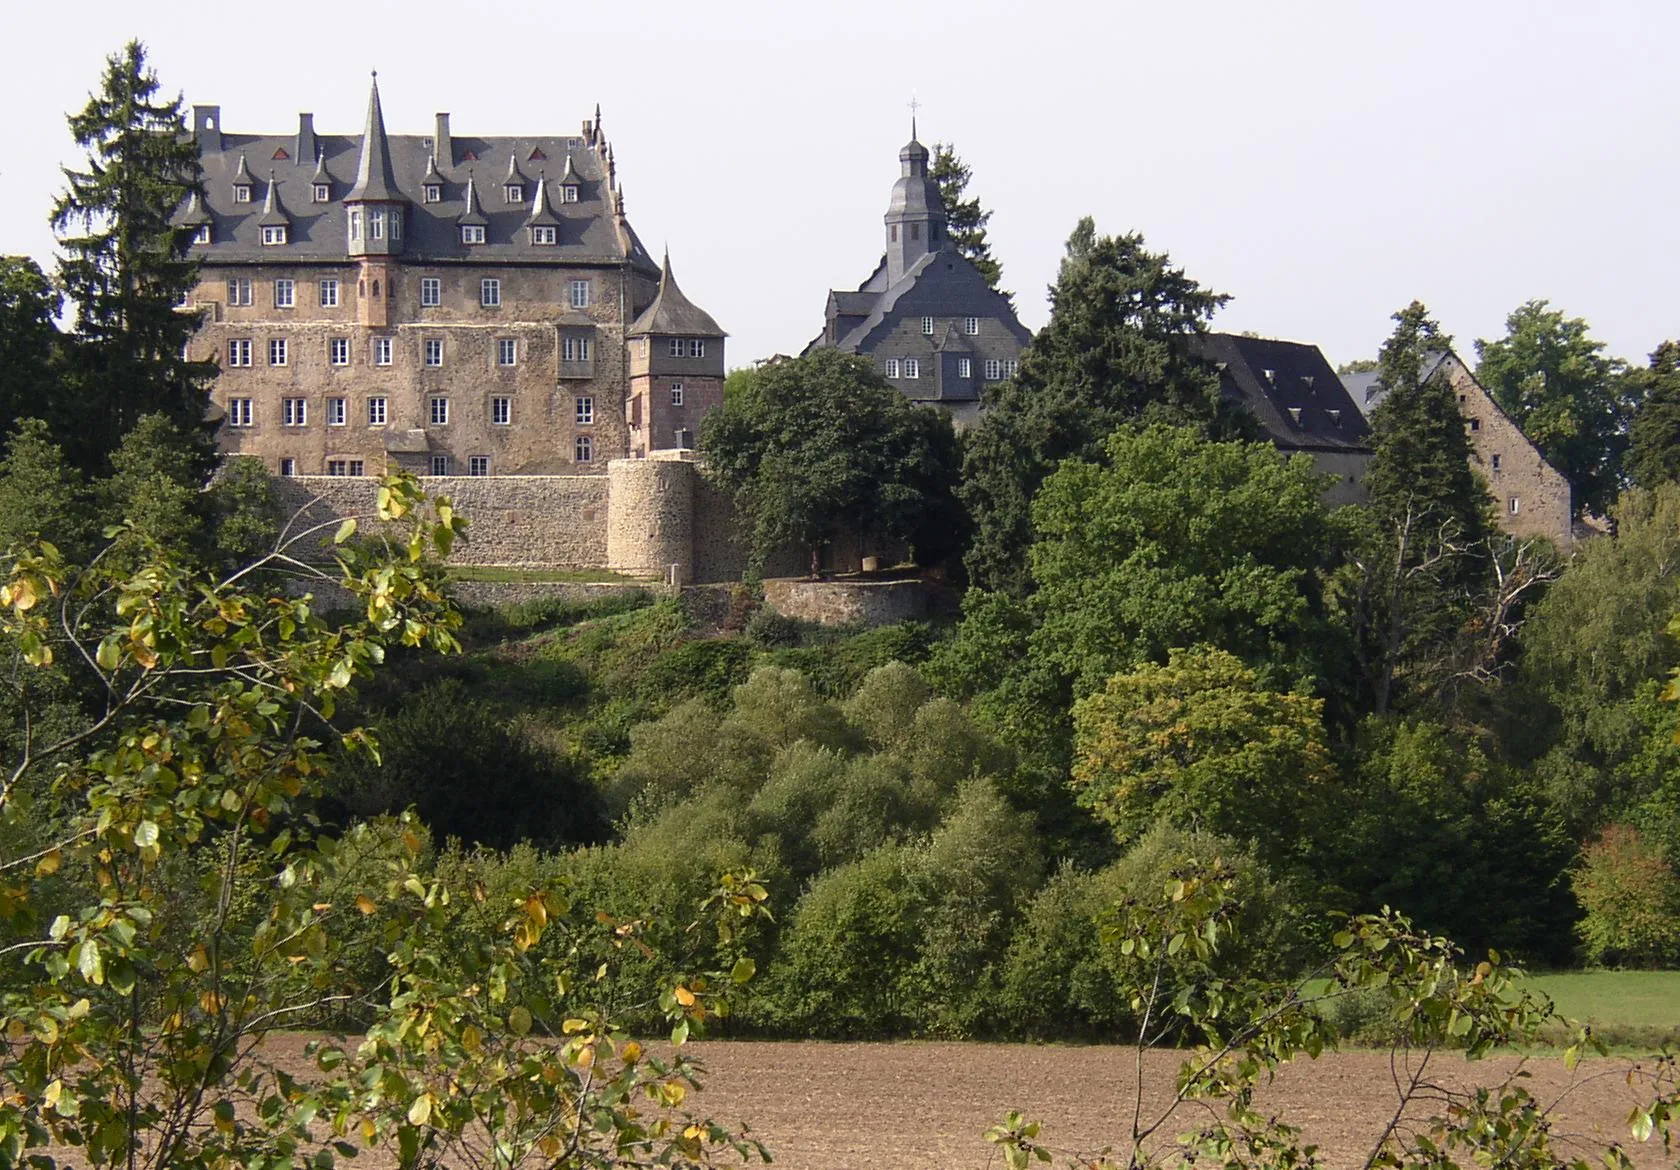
[176, 77, 725, 477]
[805, 128, 1030, 430]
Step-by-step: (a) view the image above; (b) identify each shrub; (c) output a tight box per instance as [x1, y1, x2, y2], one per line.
[1573, 824, 1680, 966]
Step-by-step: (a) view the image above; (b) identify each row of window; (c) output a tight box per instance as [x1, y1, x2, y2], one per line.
[919, 316, 983, 337]
[883, 357, 1018, 381]
[229, 394, 542, 428]
[229, 178, 582, 209]
[279, 456, 492, 477]
[222, 276, 592, 311]
[226, 335, 540, 368]
[666, 338, 707, 358]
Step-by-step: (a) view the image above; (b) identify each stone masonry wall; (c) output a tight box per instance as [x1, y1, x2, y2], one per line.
[762, 578, 928, 627]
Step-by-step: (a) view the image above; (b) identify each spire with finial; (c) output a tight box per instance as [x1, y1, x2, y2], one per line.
[457, 168, 487, 227]
[345, 71, 404, 203]
[233, 153, 254, 185]
[526, 168, 560, 230]
[258, 170, 289, 227]
[312, 149, 330, 184]
[628, 249, 727, 340]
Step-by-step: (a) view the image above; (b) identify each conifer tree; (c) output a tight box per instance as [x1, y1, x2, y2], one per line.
[930, 143, 1006, 297]
[51, 40, 214, 470]
[0, 258, 64, 438]
[1627, 341, 1680, 489]
[960, 219, 1246, 594]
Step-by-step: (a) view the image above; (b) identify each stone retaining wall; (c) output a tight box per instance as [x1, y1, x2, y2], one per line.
[761, 578, 928, 627]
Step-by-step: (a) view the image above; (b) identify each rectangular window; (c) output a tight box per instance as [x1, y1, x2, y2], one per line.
[313, 183, 330, 203]
[575, 436, 593, 463]
[424, 338, 443, 367]
[233, 185, 252, 204]
[668, 338, 684, 358]
[274, 279, 294, 308]
[328, 397, 346, 426]
[423, 184, 441, 203]
[958, 357, 972, 379]
[922, 316, 934, 335]
[569, 279, 590, 308]
[481, 278, 500, 307]
[498, 338, 518, 367]
[374, 337, 392, 366]
[1509, 496, 1521, 515]
[269, 338, 288, 366]
[575, 396, 594, 425]
[429, 396, 449, 426]
[326, 459, 348, 476]
[904, 358, 920, 380]
[279, 457, 296, 476]
[193, 224, 211, 244]
[964, 317, 980, 335]
[261, 225, 287, 246]
[461, 225, 485, 245]
[367, 397, 387, 425]
[531, 225, 557, 245]
[227, 338, 252, 367]
[282, 398, 307, 426]
[1491, 453, 1502, 471]
[329, 337, 349, 366]
[468, 455, 490, 477]
[491, 396, 511, 425]
[429, 454, 452, 476]
[560, 184, 579, 202]
[369, 210, 384, 240]
[1002, 359, 1019, 378]
[505, 184, 524, 204]
[984, 359, 1002, 381]
[885, 358, 901, 378]
[319, 279, 339, 308]
[420, 277, 441, 307]
[227, 278, 252, 306]
[563, 335, 591, 362]
[1469, 417, 1481, 432]
[227, 398, 253, 426]
[670, 383, 684, 406]
[349, 210, 361, 241]
[389, 213, 400, 241]
[687, 338, 705, 358]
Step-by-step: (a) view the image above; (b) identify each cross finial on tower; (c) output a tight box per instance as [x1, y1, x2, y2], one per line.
[908, 93, 921, 141]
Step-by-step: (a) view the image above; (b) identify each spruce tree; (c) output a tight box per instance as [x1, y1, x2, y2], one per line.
[930, 143, 1006, 297]
[0, 258, 65, 438]
[51, 40, 214, 470]
[960, 219, 1246, 594]
[1627, 341, 1680, 489]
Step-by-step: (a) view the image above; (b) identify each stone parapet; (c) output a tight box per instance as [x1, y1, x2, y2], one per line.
[761, 578, 928, 627]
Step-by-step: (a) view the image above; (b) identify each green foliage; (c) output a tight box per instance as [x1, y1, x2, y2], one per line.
[99, 412, 215, 565]
[1475, 299, 1636, 513]
[930, 142, 1006, 296]
[1626, 340, 1680, 489]
[50, 41, 213, 471]
[698, 349, 964, 573]
[960, 219, 1248, 593]
[0, 258, 63, 438]
[0, 420, 94, 564]
[1071, 646, 1336, 868]
[1572, 824, 1680, 967]
[204, 454, 282, 569]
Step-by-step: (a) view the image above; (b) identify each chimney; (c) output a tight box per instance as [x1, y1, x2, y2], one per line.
[193, 105, 221, 151]
[296, 113, 315, 164]
[434, 112, 452, 167]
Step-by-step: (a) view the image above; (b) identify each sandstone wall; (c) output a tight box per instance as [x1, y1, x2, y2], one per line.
[605, 454, 696, 580]
[762, 579, 928, 627]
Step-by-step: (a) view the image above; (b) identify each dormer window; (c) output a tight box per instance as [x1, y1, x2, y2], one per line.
[461, 224, 486, 245]
[1287, 407, 1302, 424]
[313, 183, 330, 202]
[531, 225, 557, 245]
[193, 224, 211, 244]
[261, 225, 287, 246]
[504, 184, 524, 204]
[561, 184, 579, 203]
[232, 185, 252, 203]
[423, 184, 441, 203]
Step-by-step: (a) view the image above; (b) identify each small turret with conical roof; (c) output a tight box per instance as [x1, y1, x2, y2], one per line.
[526, 170, 561, 244]
[258, 171, 290, 243]
[344, 72, 407, 256]
[458, 169, 487, 227]
[626, 249, 727, 455]
[883, 117, 947, 284]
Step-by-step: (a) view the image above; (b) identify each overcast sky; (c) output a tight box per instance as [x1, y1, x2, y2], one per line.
[4, 0, 1675, 372]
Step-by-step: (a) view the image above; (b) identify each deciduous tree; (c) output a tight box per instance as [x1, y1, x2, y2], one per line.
[0, 258, 63, 437]
[1626, 340, 1680, 489]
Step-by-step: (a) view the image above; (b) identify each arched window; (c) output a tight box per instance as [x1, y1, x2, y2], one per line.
[372, 280, 380, 298]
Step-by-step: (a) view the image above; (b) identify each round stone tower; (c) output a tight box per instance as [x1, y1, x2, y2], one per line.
[606, 452, 696, 583]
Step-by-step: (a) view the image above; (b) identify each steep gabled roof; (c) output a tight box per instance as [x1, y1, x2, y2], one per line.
[257, 172, 289, 226]
[1191, 333, 1371, 455]
[456, 170, 488, 226]
[628, 252, 725, 337]
[525, 171, 561, 227]
[344, 74, 405, 203]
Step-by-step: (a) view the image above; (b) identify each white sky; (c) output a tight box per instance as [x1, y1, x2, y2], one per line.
[4, 0, 1676, 372]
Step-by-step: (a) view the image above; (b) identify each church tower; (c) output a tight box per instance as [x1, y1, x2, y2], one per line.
[883, 123, 947, 285]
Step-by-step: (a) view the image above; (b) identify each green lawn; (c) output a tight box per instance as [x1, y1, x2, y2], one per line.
[443, 566, 638, 584]
[1521, 971, 1680, 1027]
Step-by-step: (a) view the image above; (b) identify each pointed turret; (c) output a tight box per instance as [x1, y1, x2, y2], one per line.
[178, 189, 212, 228]
[526, 170, 561, 229]
[504, 151, 527, 186]
[345, 72, 404, 203]
[422, 153, 444, 184]
[883, 121, 946, 285]
[311, 149, 331, 186]
[258, 171, 289, 226]
[559, 154, 583, 201]
[233, 153, 254, 184]
[458, 169, 487, 227]
[629, 251, 726, 338]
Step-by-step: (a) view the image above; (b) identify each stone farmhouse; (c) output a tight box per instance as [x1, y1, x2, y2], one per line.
[1341, 351, 1573, 547]
[176, 77, 726, 478]
[804, 127, 1032, 431]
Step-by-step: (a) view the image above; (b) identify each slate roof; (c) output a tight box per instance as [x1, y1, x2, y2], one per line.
[178, 84, 656, 270]
[1341, 352, 1452, 418]
[344, 77, 404, 203]
[1190, 333, 1372, 454]
[628, 253, 726, 337]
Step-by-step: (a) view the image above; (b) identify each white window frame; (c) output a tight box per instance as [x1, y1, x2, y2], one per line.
[575, 435, 593, 463]
[319, 279, 339, 308]
[504, 184, 524, 204]
[423, 184, 441, 204]
[329, 337, 349, 366]
[964, 317, 980, 335]
[958, 357, 972, 379]
[687, 338, 705, 358]
[369, 210, 384, 240]
[904, 358, 920, 380]
[374, 337, 392, 366]
[1491, 453, 1502, 471]
[429, 454, 452, 476]
[575, 396, 594, 425]
[367, 397, 388, 426]
[232, 185, 252, 204]
[569, 279, 590, 308]
[313, 183, 330, 203]
[273, 279, 294, 308]
[922, 316, 934, 335]
[480, 278, 501, 307]
[282, 398, 307, 427]
[389, 212, 401, 241]
[429, 396, 450, 426]
[261, 225, 287, 247]
[561, 184, 579, 203]
[885, 358, 901, 378]
[279, 457, 296, 476]
[227, 398, 253, 426]
[227, 278, 252, 306]
[491, 397, 511, 425]
[531, 225, 557, 245]
[424, 338, 444, 367]
[420, 277, 441, 307]
[984, 358, 1002, 381]
[268, 338, 288, 367]
[1002, 359, 1019, 378]
[461, 224, 486, 245]
[327, 397, 347, 426]
[227, 339, 252, 367]
[497, 338, 517, 367]
[670, 383, 684, 406]
[468, 455, 490, 477]
[563, 335, 591, 363]
[1509, 496, 1521, 515]
[192, 224, 211, 244]
[668, 338, 684, 358]
[349, 210, 361, 241]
